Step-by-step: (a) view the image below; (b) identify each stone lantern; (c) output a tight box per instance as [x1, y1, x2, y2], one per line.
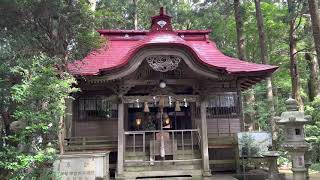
[274, 98, 311, 180]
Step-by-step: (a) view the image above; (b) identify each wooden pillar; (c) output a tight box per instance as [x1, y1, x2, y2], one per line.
[117, 101, 125, 177]
[200, 100, 212, 176]
[236, 80, 243, 173]
[237, 80, 245, 131]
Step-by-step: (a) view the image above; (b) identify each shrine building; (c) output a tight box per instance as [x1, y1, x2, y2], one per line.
[65, 8, 278, 179]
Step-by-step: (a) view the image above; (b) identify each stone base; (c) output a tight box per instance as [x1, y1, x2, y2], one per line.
[292, 168, 307, 180]
[117, 169, 202, 180]
[202, 170, 212, 177]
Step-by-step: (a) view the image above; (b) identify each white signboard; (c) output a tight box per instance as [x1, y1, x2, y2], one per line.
[237, 132, 272, 157]
[54, 152, 109, 180]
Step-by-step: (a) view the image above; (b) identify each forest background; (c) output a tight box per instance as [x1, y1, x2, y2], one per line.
[1, 0, 320, 179]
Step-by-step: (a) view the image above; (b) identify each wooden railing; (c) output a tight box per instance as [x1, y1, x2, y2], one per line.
[64, 136, 117, 151]
[124, 129, 202, 164]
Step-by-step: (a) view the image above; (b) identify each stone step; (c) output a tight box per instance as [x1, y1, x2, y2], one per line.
[124, 163, 202, 172]
[121, 169, 202, 179]
[124, 159, 202, 167]
[124, 155, 201, 161]
[125, 149, 200, 156]
[124, 150, 201, 160]
[136, 177, 192, 180]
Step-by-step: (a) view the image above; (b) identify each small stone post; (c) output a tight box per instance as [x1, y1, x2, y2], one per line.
[305, 147, 312, 180]
[263, 151, 280, 180]
[274, 98, 311, 180]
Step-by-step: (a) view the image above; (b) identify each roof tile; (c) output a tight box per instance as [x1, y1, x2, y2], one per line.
[68, 31, 277, 76]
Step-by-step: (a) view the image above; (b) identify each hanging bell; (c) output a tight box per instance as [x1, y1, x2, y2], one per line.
[135, 99, 140, 108]
[184, 98, 188, 107]
[175, 100, 181, 112]
[144, 102, 150, 112]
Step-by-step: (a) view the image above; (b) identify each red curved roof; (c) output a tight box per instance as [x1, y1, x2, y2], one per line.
[68, 9, 278, 77]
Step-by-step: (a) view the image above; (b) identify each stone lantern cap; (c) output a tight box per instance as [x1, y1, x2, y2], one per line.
[282, 142, 310, 150]
[262, 151, 280, 157]
[275, 98, 311, 125]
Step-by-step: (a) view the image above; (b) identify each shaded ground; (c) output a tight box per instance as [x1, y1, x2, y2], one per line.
[204, 175, 237, 180]
[279, 169, 320, 180]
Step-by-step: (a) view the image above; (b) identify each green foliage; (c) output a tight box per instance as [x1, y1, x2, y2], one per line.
[239, 134, 260, 157]
[305, 97, 320, 163]
[0, 0, 103, 61]
[0, 0, 320, 178]
[0, 0, 97, 179]
[311, 163, 320, 171]
[0, 55, 76, 179]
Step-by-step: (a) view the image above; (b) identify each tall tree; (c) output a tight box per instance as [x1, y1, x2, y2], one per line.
[254, 0, 277, 145]
[0, 0, 100, 178]
[234, 0, 256, 130]
[287, 0, 304, 110]
[234, 0, 246, 60]
[133, 0, 138, 30]
[306, 52, 320, 101]
[308, 0, 320, 64]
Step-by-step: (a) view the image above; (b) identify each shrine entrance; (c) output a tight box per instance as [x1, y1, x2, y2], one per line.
[112, 48, 214, 178]
[127, 100, 192, 131]
[123, 94, 200, 163]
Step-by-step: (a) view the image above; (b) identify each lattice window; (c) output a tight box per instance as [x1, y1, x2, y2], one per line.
[76, 96, 118, 121]
[206, 93, 240, 118]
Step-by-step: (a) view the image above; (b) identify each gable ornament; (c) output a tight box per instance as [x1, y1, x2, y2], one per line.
[146, 55, 181, 72]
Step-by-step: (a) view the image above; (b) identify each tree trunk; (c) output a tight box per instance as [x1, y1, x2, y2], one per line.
[234, 0, 246, 60]
[306, 52, 320, 101]
[254, 0, 275, 112]
[254, 0, 268, 64]
[243, 90, 256, 131]
[234, 0, 256, 131]
[308, 0, 320, 64]
[254, 0, 277, 147]
[133, 0, 138, 30]
[288, 0, 304, 111]
[1, 110, 11, 136]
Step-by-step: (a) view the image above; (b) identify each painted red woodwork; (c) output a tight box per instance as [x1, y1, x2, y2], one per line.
[68, 9, 278, 76]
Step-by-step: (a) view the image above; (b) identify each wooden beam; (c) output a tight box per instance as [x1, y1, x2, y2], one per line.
[240, 84, 251, 89]
[244, 78, 258, 84]
[122, 95, 200, 103]
[124, 79, 197, 86]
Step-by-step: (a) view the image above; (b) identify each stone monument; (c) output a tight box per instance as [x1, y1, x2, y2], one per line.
[274, 97, 311, 180]
[54, 152, 110, 180]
